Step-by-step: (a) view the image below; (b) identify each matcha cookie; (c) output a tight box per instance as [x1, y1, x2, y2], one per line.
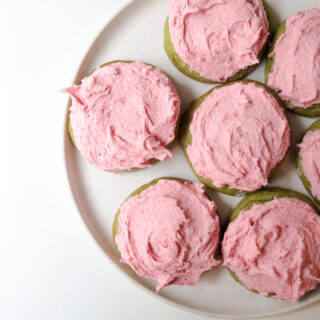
[113, 177, 221, 291]
[297, 119, 320, 205]
[165, 0, 270, 83]
[180, 80, 290, 196]
[63, 60, 180, 172]
[265, 9, 320, 117]
[223, 188, 320, 301]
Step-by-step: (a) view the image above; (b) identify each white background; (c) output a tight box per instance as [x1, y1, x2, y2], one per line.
[1, 1, 320, 319]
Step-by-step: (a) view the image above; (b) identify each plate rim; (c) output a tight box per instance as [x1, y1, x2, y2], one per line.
[62, 0, 320, 318]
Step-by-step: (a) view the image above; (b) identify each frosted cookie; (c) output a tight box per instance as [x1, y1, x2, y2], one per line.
[265, 9, 320, 117]
[181, 81, 290, 196]
[223, 189, 320, 301]
[297, 119, 320, 205]
[62, 61, 180, 172]
[113, 178, 221, 292]
[165, 0, 269, 83]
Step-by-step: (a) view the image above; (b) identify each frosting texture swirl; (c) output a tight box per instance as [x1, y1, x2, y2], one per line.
[267, 9, 320, 108]
[299, 129, 320, 201]
[222, 197, 320, 301]
[186, 82, 290, 191]
[168, 0, 269, 81]
[63, 62, 180, 171]
[115, 179, 220, 291]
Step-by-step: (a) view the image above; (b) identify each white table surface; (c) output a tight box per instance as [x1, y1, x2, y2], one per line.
[1, 1, 320, 319]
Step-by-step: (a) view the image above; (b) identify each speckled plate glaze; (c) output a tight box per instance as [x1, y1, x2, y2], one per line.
[64, 0, 320, 318]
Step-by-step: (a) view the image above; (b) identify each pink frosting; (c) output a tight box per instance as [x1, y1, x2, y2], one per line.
[222, 197, 320, 301]
[186, 82, 290, 191]
[267, 9, 320, 108]
[299, 129, 320, 201]
[168, 0, 269, 82]
[62, 62, 180, 171]
[115, 179, 220, 292]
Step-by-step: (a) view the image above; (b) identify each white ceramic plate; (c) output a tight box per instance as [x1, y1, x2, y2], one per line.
[64, 0, 320, 318]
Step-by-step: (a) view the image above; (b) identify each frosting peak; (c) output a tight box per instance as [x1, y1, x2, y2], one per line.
[63, 62, 180, 171]
[115, 179, 220, 291]
[168, 0, 269, 81]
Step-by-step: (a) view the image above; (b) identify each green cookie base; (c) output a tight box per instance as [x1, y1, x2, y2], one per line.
[180, 80, 289, 196]
[112, 177, 222, 260]
[67, 60, 180, 172]
[227, 188, 319, 299]
[265, 19, 320, 117]
[296, 119, 320, 206]
[163, 1, 270, 84]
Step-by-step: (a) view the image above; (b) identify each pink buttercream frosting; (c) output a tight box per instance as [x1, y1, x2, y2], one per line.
[299, 129, 320, 201]
[62, 62, 180, 171]
[267, 9, 320, 108]
[115, 179, 220, 291]
[222, 197, 320, 301]
[168, 0, 269, 82]
[186, 82, 290, 191]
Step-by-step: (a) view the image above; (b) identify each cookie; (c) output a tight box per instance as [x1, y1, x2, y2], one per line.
[113, 177, 221, 291]
[165, 0, 269, 83]
[265, 9, 320, 117]
[297, 119, 320, 205]
[223, 188, 320, 301]
[181, 80, 290, 195]
[63, 61, 180, 172]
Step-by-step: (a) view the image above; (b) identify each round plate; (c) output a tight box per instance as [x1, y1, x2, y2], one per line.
[64, 0, 320, 318]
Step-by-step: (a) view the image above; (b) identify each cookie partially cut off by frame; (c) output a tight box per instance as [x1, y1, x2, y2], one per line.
[165, 0, 269, 83]
[223, 189, 320, 301]
[297, 119, 320, 204]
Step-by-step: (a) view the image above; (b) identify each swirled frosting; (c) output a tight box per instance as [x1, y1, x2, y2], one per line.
[222, 197, 320, 301]
[168, 0, 269, 82]
[267, 9, 320, 108]
[186, 82, 290, 191]
[115, 179, 220, 292]
[62, 62, 180, 171]
[299, 129, 320, 201]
